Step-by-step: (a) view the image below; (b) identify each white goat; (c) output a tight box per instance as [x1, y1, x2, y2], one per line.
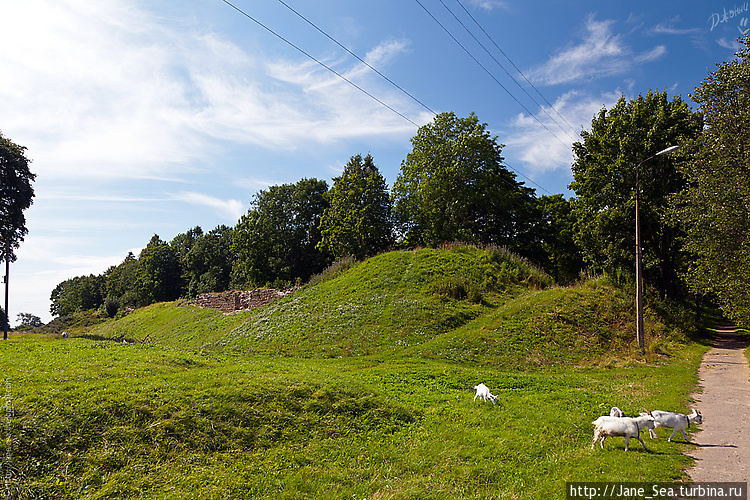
[591, 413, 655, 451]
[609, 407, 625, 417]
[648, 409, 702, 442]
[473, 383, 497, 404]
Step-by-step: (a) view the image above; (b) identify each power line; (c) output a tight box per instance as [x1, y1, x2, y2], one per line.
[504, 161, 554, 196]
[438, 0, 578, 142]
[220, 0, 559, 196]
[220, 0, 422, 127]
[275, 0, 437, 117]
[452, 0, 579, 139]
[413, 0, 571, 150]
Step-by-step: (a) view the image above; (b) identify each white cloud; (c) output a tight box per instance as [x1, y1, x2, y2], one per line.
[0, 0, 425, 181]
[504, 90, 622, 175]
[651, 17, 703, 36]
[526, 14, 666, 86]
[717, 37, 744, 51]
[467, 0, 509, 11]
[171, 192, 246, 222]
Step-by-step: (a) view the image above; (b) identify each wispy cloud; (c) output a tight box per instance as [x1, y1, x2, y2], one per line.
[504, 90, 622, 175]
[467, 0, 509, 11]
[171, 192, 246, 222]
[717, 37, 744, 50]
[0, 0, 425, 181]
[526, 14, 666, 86]
[651, 16, 703, 36]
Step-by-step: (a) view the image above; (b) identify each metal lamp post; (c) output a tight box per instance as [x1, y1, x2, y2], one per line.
[635, 145, 680, 350]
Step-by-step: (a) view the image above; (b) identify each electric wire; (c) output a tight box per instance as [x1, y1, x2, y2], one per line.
[220, 0, 421, 127]
[504, 161, 554, 196]
[413, 0, 570, 150]
[220, 0, 557, 196]
[438, 0, 578, 142]
[452, 0, 580, 138]
[276, 0, 438, 117]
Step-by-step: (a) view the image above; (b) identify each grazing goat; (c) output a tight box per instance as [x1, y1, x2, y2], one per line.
[591, 413, 655, 452]
[473, 383, 497, 404]
[610, 407, 625, 417]
[647, 409, 702, 442]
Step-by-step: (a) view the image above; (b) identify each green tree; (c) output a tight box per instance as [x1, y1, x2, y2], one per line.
[50, 274, 106, 317]
[671, 37, 750, 326]
[185, 225, 235, 296]
[318, 154, 393, 260]
[1, 132, 35, 339]
[104, 252, 140, 308]
[171, 226, 203, 295]
[392, 112, 536, 250]
[136, 235, 182, 305]
[569, 91, 702, 297]
[233, 178, 330, 287]
[0, 132, 35, 262]
[16, 312, 43, 329]
[536, 195, 584, 284]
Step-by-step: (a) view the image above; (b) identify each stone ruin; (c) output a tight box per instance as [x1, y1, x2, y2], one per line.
[190, 288, 298, 314]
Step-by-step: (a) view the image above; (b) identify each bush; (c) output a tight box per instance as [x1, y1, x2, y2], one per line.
[432, 275, 483, 303]
[104, 297, 121, 318]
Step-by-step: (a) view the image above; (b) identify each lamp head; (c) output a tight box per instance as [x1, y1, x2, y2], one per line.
[656, 145, 680, 156]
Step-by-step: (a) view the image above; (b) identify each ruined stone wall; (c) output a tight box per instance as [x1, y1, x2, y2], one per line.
[191, 288, 297, 314]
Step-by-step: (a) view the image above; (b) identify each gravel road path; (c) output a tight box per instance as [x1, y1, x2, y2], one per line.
[686, 326, 750, 482]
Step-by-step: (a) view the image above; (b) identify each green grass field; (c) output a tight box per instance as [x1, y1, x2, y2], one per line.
[0, 246, 711, 499]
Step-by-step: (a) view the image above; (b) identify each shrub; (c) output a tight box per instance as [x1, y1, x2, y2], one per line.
[104, 297, 121, 318]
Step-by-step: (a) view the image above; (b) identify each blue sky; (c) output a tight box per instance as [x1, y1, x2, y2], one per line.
[1, 0, 746, 323]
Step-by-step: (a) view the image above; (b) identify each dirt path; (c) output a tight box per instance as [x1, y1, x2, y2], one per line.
[686, 326, 750, 481]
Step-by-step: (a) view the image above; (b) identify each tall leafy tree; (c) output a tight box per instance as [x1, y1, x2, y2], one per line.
[671, 37, 750, 326]
[318, 154, 393, 260]
[49, 274, 106, 317]
[392, 112, 535, 250]
[185, 225, 235, 296]
[1, 132, 35, 338]
[536, 194, 584, 284]
[16, 313, 43, 329]
[0, 132, 35, 262]
[570, 91, 702, 297]
[233, 178, 330, 287]
[136, 235, 182, 305]
[104, 252, 140, 307]
[171, 226, 203, 295]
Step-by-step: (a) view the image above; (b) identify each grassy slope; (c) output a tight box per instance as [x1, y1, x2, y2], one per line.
[87, 246, 553, 356]
[1, 246, 710, 499]
[1, 340, 705, 499]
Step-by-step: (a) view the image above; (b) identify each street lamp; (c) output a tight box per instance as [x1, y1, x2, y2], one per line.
[635, 145, 680, 350]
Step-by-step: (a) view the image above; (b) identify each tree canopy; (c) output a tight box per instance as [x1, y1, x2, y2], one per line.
[233, 178, 330, 287]
[569, 90, 703, 297]
[392, 112, 536, 250]
[318, 154, 393, 260]
[0, 132, 35, 262]
[671, 37, 750, 326]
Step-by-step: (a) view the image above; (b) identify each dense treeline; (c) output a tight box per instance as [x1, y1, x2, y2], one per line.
[49, 114, 584, 319]
[49, 39, 750, 327]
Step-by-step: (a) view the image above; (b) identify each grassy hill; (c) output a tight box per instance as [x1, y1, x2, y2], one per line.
[84, 244, 686, 366]
[1, 245, 711, 498]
